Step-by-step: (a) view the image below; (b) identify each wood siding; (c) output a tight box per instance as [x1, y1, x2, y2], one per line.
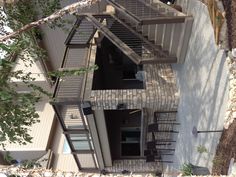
[2, 101, 55, 151]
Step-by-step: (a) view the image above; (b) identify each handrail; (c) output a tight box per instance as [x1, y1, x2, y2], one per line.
[106, 0, 141, 24]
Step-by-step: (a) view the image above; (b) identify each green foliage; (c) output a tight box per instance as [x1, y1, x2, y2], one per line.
[197, 145, 208, 154]
[2, 1, 46, 61]
[212, 153, 224, 168]
[180, 163, 193, 176]
[0, 0, 94, 149]
[36, 0, 73, 31]
[0, 52, 96, 147]
[48, 65, 98, 77]
[0, 59, 41, 147]
[21, 159, 42, 169]
[0, 0, 68, 147]
[4, 151, 14, 163]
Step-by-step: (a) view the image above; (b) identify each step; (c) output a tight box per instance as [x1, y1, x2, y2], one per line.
[142, 25, 149, 36]
[162, 24, 173, 51]
[169, 23, 182, 56]
[148, 24, 156, 41]
[155, 24, 165, 46]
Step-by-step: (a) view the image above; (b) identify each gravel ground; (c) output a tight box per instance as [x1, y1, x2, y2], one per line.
[221, 0, 236, 49]
[212, 119, 236, 175]
[211, 0, 236, 175]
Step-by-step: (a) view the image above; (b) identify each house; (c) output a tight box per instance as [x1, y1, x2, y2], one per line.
[50, 0, 193, 174]
[0, 0, 193, 174]
[0, 1, 105, 171]
[0, 53, 55, 167]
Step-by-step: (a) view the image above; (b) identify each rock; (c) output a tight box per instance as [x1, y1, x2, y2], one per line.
[232, 48, 236, 58]
[228, 158, 236, 175]
[0, 173, 7, 177]
[232, 112, 236, 118]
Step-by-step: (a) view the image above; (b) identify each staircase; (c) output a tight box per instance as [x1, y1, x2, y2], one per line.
[106, 0, 194, 63]
[67, 0, 194, 64]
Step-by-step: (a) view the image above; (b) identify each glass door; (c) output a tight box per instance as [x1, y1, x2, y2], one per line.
[121, 127, 141, 157]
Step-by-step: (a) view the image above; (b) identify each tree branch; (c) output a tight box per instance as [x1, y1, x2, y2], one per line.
[0, 0, 98, 42]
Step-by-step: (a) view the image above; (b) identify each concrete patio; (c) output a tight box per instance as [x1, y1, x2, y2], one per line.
[166, 0, 229, 174]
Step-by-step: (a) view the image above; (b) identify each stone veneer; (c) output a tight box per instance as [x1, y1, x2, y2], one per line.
[105, 159, 162, 174]
[90, 64, 179, 111]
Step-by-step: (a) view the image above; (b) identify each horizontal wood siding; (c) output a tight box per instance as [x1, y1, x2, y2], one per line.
[53, 154, 79, 172]
[77, 154, 97, 168]
[2, 101, 55, 151]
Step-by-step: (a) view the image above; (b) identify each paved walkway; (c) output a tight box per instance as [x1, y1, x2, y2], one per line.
[167, 0, 229, 174]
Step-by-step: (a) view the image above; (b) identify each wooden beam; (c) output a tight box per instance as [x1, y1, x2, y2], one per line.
[140, 16, 185, 25]
[107, 0, 188, 25]
[85, 14, 141, 64]
[141, 56, 177, 64]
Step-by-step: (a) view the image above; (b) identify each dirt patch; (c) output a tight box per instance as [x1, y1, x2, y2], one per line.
[221, 0, 236, 49]
[212, 119, 236, 175]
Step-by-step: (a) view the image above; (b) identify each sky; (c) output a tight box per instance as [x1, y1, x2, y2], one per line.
[0, 7, 13, 60]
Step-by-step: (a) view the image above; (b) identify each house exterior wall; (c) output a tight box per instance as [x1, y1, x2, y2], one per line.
[49, 121, 78, 172]
[77, 37, 179, 172]
[10, 55, 52, 94]
[1, 101, 55, 161]
[46, 0, 183, 172]
[40, 0, 107, 70]
[3, 151, 47, 162]
[35, 1, 107, 171]
[6, 101, 54, 151]
[3, 52, 55, 163]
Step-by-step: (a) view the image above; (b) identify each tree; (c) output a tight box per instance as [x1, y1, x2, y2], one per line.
[0, 0, 98, 42]
[0, 0, 98, 148]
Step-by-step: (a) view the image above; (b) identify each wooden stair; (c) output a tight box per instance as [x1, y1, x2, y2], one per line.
[107, 0, 194, 63]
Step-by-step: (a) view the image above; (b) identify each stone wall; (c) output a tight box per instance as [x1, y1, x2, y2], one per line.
[90, 64, 179, 111]
[224, 56, 236, 128]
[105, 159, 162, 173]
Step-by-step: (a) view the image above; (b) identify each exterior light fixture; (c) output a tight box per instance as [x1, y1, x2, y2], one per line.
[81, 101, 92, 115]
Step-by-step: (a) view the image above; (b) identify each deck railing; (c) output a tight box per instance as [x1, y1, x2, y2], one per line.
[51, 28, 99, 170]
[106, 0, 194, 63]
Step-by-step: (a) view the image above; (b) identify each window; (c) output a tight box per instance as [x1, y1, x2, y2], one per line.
[121, 128, 141, 156]
[70, 134, 92, 151]
[63, 139, 71, 154]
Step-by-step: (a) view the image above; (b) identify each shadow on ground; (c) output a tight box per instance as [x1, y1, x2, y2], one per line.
[165, 0, 229, 175]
